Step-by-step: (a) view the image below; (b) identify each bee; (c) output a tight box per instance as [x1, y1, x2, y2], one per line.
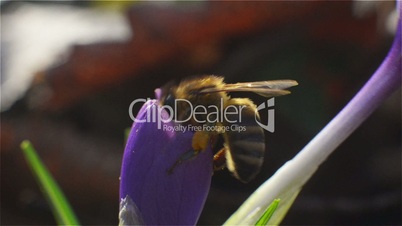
[157, 75, 297, 183]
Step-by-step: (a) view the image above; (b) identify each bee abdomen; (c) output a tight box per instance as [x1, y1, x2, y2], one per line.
[223, 98, 265, 183]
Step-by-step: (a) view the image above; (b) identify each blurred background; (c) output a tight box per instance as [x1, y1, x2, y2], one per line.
[1, 1, 400, 225]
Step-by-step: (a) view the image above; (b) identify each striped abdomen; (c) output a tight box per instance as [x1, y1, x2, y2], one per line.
[222, 98, 265, 183]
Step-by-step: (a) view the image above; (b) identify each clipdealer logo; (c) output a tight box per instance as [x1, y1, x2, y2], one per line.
[255, 98, 275, 132]
[128, 98, 276, 133]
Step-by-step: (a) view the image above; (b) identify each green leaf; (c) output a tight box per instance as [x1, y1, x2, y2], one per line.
[124, 127, 131, 146]
[265, 191, 300, 225]
[20, 140, 80, 225]
[255, 199, 280, 226]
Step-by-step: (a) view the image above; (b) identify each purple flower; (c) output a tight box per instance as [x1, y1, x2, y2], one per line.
[119, 99, 213, 225]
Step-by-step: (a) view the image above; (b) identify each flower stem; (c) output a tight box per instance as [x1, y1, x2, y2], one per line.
[225, 18, 401, 225]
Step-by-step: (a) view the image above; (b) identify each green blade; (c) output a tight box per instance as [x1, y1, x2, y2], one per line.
[255, 199, 280, 226]
[124, 127, 131, 146]
[20, 140, 80, 225]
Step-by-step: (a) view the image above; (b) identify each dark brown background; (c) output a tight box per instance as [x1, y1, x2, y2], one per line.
[1, 1, 400, 225]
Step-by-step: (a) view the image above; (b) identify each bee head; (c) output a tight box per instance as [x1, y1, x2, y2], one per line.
[156, 80, 178, 112]
[156, 76, 226, 121]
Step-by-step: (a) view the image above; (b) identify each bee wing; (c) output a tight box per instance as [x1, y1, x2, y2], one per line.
[199, 80, 298, 98]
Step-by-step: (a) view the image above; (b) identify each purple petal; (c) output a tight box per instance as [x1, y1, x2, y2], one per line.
[120, 100, 213, 225]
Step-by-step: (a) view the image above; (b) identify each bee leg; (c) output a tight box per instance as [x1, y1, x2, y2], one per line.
[167, 150, 199, 174]
[213, 148, 227, 171]
[191, 130, 210, 151]
[167, 131, 210, 174]
[209, 133, 219, 148]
